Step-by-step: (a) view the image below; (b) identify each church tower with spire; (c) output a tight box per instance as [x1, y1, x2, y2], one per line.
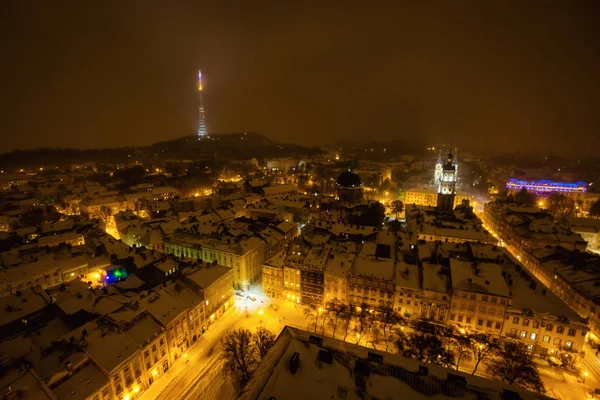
[434, 149, 443, 187]
[436, 150, 458, 211]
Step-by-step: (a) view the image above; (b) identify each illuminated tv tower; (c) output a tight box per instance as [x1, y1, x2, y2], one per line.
[197, 70, 207, 139]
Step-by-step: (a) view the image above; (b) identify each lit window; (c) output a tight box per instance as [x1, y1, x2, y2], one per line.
[565, 340, 573, 350]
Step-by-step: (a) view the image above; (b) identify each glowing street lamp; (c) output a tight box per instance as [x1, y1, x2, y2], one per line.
[257, 309, 264, 315]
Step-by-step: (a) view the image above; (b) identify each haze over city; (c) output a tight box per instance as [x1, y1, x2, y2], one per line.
[1, 1, 600, 154]
[2, 3, 600, 400]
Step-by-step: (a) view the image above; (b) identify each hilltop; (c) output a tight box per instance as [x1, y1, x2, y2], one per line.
[0, 133, 323, 169]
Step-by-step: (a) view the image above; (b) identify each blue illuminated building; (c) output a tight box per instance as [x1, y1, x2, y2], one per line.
[506, 178, 587, 194]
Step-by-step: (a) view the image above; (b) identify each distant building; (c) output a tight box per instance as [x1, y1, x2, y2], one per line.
[506, 178, 598, 213]
[482, 200, 587, 253]
[568, 217, 600, 252]
[405, 188, 472, 210]
[507, 178, 587, 195]
[336, 166, 363, 203]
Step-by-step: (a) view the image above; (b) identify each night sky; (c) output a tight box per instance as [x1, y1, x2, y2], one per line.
[1, 1, 599, 155]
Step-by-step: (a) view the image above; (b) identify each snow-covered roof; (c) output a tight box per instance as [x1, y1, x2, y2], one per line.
[395, 262, 420, 291]
[325, 251, 354, 279]
[264, 251, 286, 268]
[352, 242, 395, 281]
[125, 313, 164, 346]
[186, 265, 232, 289]
[503, 260, 584, 323]
[0, 369, 56, 400]
[164, 280, 204, 310]
[0, 287, 48, 327]
[86, 328, 139, 374]
[450, 259, 510, 297]
[241, 326, 550, 400]
[51, 362, 109, 400]
[140, 290, 187, 326]
[421, 263, 449, 294]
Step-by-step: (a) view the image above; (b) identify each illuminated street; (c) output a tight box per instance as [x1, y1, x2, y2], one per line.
[138, 290, 309, 400]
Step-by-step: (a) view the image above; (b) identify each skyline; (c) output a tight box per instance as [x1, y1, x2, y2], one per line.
[1, 1, 599, 155]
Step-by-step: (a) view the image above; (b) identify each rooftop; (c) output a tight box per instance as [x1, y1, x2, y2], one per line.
[124, 313, 164, 346]
[0, 287, 49, 327]
[186, 265, 232, 289]
[450, 259, 510, 297]
[141, 289, 188, 326]
[241, 327, 550, 400]
[51, 362, 109, 400]
[352, 242, 395, 280]
[86, 327, 139, 374]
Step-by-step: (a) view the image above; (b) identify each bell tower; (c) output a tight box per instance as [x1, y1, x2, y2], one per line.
[437, 151, 457, 211]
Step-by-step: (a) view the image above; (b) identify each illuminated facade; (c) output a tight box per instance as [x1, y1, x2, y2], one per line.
[437, 151, 457, 211]
[438, 152, 457, 195]
[506, 179, 587, 194]
[433, 150, 443, 187]
[197, 70, 207, 139]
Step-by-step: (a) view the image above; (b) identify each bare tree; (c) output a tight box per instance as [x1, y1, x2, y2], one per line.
[450, 331, 474, 371]
[404, 324, 455, 368]
[393, 328, 409, 356]
[379, 306, 402, 352]
[253, 327, 276, 360]
[221, 328, 259, 388]
[354, 304, 375, 345]
[471, 334, 497, 375]
[320, 306, 332, 335]
[303, 304, 322, 333]
[391, 200, 404, 218]
[548, 193, 575, 219]
[486, 342, 545, 394]
[327, 302, 346, 338]
[341, 305, 355, 341]
[366, 321, 382, 350]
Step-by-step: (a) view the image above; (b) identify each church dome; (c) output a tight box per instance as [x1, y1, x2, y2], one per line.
[337, 170, 362, 188]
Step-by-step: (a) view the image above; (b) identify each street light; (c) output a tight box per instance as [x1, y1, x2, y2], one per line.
[257, 309, 264, 315]
[583, 371, 588, 383]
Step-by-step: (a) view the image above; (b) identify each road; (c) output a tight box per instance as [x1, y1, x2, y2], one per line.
[138, 291, 309, 400]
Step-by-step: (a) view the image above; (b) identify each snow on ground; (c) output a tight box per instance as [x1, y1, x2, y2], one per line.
[137, 287, 310, 400]
[138, 276, 595, 400]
